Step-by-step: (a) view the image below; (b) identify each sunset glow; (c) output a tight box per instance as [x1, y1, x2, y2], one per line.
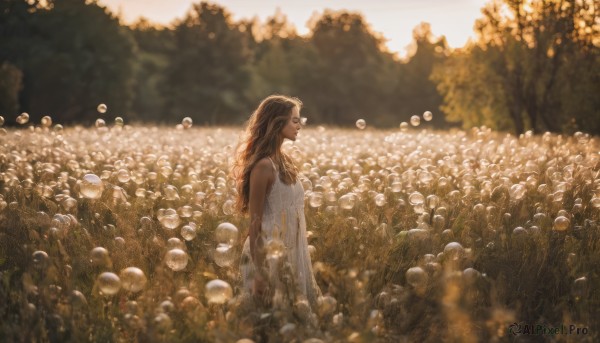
[98, 0, 488, 57]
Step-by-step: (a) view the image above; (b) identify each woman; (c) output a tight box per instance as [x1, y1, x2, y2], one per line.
[232, 95, 321, 309]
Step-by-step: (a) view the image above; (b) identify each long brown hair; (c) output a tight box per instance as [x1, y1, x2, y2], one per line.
[232, 95, 301, 214]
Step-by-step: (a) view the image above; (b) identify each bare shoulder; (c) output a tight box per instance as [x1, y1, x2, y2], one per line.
[250, 158, 275, 180]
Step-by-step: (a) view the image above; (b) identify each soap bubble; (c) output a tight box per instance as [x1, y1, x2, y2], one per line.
[410, 115, 420, 127]
[408, 192, 425, 205]
[182, 117, 193, 129]
[95, 118, 106, 128]
[115, 117, 124, 126]
[97, 104, 107, 113]
[355, 119, 366, 130]
[423, 111, 433, 121]
[117, 169, 130, 183]
[338, 193, 356, 210]
[309, 192, 323, 208]
[205, 279, 233, 304]
[406, 267, 428, 289]
[215, 222, 238, 245]
[222, 200, 234, 215]
[165, 249, 188, 271]
[90, 247, 110, 266]
[510, 184, 526, 200]
[181, 224, 197, 241]
[399, 122, 409, 131]
[553, 216, 570, 231]
[80, 174, 104, 199]
[41, 116, 52, 127]
[0, 116, 4, 126]
[166, 237, 186, 250]
[17, 112, 29, 124]
[426, 195, 439, 209]
[213, 243, 235, 267]
[32, 250, 49, 269]
[443, 242, 464, 261]
[374, 193, 386, 207]
[266, 239, 286, 260]
[97, 272, 121, 295]
[119, 267, 147, 293]
[317, 295, 337, 316]
[160, 209, 181, 230]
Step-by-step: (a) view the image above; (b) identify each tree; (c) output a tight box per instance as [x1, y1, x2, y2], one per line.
[1, 0, 136, 124]
[434, 0, 599, 134]
[129, 19, 174, 122]
[0, 62, 23, 115]
[162, 2, 251, 125]
[395, 23, 450, 128]
[303, 10, 398, 126]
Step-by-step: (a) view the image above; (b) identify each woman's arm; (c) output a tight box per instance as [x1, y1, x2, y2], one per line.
[248, 158, 274, 272]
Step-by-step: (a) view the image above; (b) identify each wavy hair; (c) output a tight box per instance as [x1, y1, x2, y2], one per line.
[232, 95, 301, 214]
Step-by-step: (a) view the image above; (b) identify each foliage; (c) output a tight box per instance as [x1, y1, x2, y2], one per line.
[434, 0, 600, 134]
[161, 2, 252, 125]
[0, 126, 598, 341]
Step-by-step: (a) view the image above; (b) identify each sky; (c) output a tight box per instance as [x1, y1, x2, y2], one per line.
[98, 0, 488, 58]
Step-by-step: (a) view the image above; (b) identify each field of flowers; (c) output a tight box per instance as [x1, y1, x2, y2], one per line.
[0, 120, 598, 342]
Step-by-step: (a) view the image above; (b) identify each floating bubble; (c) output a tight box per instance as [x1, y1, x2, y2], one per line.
[553, 216, 570, 231]
[95, 118, 106, 128]
[117, 169, 130, 183]
[41, 116, 52, 127]
[309, 192, 323, 208]
[374, 193, 386, 207]
[300, 117, 308, 125]
[0, 116, 4, 126]
[70, 290, 88, 309]
[181, 225, 197, 241]
[317, 295, 337, 316]
[115, 117, 124, 126]
[97, 104, 107, 113]
[443, 242, 464, 261]
[97, 272, 120, 295]
[399, 122, 408, 131]
[222, 200, 234, 215]
[165, 249, 188, 271]
[213, 243, 235, 267]
[119, 267, 147, 293]
[182, 117, 193, 129]
[205, 279, 233, 304]
[266, 239, 286, 260]
[338, 193, 356, 210]
[355, 119, 366, 130]
[80, 174, 104, 199]
[432, 215, 445, 230]
[160, 209, 181, 230]
[410, 115, 420, 127]
[17, 112, 29, 124]
[426, 195, 439, 209]
[90, 247, 110, 266]
[215, 222, 238, 244]
[423, 111, 433, 121]
[166, 237, 185, 250]
[406, 267, 428, 289]
[510, 184, 526, 200]
[32, 250, 49, 269]
[408, 192, 425, 205]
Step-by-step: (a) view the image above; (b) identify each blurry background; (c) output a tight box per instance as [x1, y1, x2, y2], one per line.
[0, 0, 598, 134]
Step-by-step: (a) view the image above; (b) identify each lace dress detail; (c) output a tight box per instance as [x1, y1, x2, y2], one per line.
[240, 157, 321, 307]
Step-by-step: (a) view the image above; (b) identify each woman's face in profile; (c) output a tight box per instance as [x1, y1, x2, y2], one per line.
[280, 106, 301, 141]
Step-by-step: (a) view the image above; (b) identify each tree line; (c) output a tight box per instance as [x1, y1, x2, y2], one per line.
[0, 0, 598, 134]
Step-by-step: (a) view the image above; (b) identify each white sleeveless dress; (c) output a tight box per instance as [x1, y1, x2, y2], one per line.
[240, 158, 321, 308]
